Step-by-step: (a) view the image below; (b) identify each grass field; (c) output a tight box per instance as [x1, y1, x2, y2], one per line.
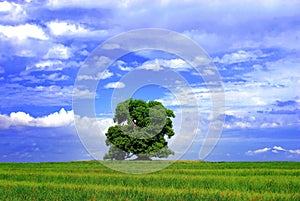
[0, 161, 299, 200]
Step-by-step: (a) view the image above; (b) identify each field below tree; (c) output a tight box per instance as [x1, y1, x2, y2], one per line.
[0, 161, 299, 200]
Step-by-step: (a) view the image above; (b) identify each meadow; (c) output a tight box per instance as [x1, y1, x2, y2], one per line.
[0, 161, 299, 200]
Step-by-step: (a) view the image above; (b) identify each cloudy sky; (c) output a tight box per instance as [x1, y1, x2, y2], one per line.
[0, 0, 299, 162]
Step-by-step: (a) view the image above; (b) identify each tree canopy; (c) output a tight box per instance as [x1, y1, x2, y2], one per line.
[103, 98, 175, 160]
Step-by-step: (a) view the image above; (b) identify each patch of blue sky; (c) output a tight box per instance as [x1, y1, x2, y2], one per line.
[0, 126, 91, 162]
[187, 127, 300, 161]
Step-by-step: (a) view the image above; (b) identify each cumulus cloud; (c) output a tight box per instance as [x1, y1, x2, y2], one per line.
[73, 115, 115, 159]
[246, 146, 300, 155]
[43, 0, 300, 53]
[47, 21, 89, 36]
[116, 60, 133, 71]
[33, 60, 63, 70]
[27, 60, 82, 71]
[104, 82, 125, 89]
[162, 59, 191, 71]
[77, 70, 113, 81]
[222, 112, 299, 129]
[246, 147, 271, 155]
[214, 50, 266, 64]
[260, 122, 280, 128]
[102, 43, 121, 50]
[46, 20, 108, 39]
[0, 108, 74, 129]
[138, 59, 191, 72]
[73, 88, 95, 99]
[46, 73, 70, 81]
[44, 44, 72, 60]
[273, 146, 285, 151]
[289, 149, 300, 155]
[0, 1, 27, 22]
[243, 58, 300, 97]
[0, 24, 48, 40]
[138, 62, 162, 71]
[46, 0, 148, 9]
[221, 56, 300, 125]
[75, 115, 114, 136]
[156, 78, 297, 130]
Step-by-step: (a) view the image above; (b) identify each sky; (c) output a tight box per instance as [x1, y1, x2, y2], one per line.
[0, 0, 299, 162]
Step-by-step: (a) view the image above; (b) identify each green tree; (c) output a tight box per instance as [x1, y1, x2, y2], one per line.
[103, 98, 175, 160]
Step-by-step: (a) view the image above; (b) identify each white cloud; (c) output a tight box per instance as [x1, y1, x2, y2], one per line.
[35, 108, 74, 127]
[164, 59, 191, 71]
[75, 115, 114, 136]
[263, 58, 300, 89]
[246, 147, 271, 155]
[102, 43, 121, 50]
[0, 1, 16, 12]
[80, 56, 112, 73]
[262, 30, 300, 51]
[223, 55, 300, 118]
[33, 60, 63, 70]
[223, 57, 300, 116]
[246, 146, 300, 156]
[231, 30, 300, 51]
[46, 21, 108, 39]
[155, 97, 180, 107]
[9, 111, 34, 126]
[45, 0, 300, 53]
[73, 88, 95, 99]
[46, 73, 69, 81]
[28, 60, 82, 71]
[116, 60, 133, 71]
[0, 108, 74, 128]
[273, 146, 285, 151]
[223, 112, 298, 129]
[183, 31, 223, 53]
[104, 82, 125, 89]
[47, 0, 147, 8]
[79, 49, 89, 56]
[47, 21, 89, 36]
[44, 44, 72, 60]
[155, 83, 204, 108]
[77, 70, 113, 81]
[224, 121, 252, 129]
[119, 66, 133, 71]
[289, 149, 300, 155]
[138, 59, 191, 72]
[260, 122, 280, 128]
[0, 24, 48, 40]
[138, 62, 162, 71]
[214, 50, 266, 64]
[203, 69, 215, 76]
[73, 115, 115, 159]
[0, 1, 27, 22]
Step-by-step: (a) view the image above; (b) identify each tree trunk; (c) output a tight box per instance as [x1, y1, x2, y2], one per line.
[135, 155, 152, 160]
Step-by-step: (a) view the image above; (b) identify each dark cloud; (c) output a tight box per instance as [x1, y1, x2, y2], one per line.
[269, 109, 299, 115]
[274, 100, 298, 107]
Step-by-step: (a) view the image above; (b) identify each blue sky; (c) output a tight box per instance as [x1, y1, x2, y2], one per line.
[0, 0, 299, 162]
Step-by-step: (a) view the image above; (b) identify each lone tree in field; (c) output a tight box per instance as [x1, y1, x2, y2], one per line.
[103, 98, 175, 160]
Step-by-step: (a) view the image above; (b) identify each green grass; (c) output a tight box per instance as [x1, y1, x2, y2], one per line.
[0, 161, 299, 200]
